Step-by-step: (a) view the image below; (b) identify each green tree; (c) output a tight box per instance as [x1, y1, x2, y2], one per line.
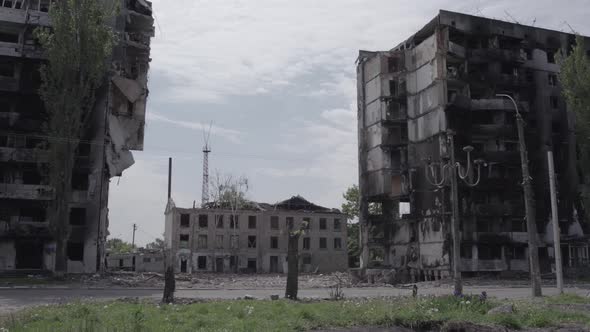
[342, 185, 361, 267]
[145, 238, 165, 251]
[35, 0, 116, 274]
[106, 238, 134, 254]
[559, 35, 590, 224]
[342, 185, 386, 267]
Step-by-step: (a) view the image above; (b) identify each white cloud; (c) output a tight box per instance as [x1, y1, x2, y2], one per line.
[110, 0, 590, 239]
[147, 112, 243, 143]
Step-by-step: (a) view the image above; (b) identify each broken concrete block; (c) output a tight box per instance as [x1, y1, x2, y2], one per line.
[487, 304, 514, 315]
[243, 294, 256, 300]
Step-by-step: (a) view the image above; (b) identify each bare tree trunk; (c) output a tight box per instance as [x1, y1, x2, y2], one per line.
[51, 143, 75, 276]
[163, 251, 175, 303]
[285, 233, 299, 299]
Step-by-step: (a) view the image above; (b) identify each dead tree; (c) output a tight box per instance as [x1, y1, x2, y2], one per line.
[285, 219, 306, 300]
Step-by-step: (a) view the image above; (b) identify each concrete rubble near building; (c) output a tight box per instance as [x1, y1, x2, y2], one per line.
[164, 196, 348, 274]
[0, 0, 154, 273]
[357, 10, 590, 282]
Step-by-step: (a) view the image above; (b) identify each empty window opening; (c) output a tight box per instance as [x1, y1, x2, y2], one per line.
[547, 50, 556, 63]
[19, 207, 45, 222]
[334, 238, 342, 250]
[303, 237, 310, 250]
[270, 216, 279, 230]
[334, 218, 341, 231]
[230, 215, 239, 229]
[508, 246, 526, 260]
[302, 254, 312, 265]
[319, 237, 327, 249]
[550, 96, 559, 109]
[0, 61, 14, 77]
[248, 215, 256, 229]
[389, 80, 397, 97]
[247, 258, 257, 271]
[216, 215, 224, 228]
[180, 214, 190, 228]
[548, 74, 558, 86]
[77, 143, 91, 157]
[525, 49, 533, 60]
[198, 214, 208, 228]
[387, 56, 399, 73]
[501, 63, 517, 75]
[22, 169, 42, 185]
[197, 235, 207, 249]
[478, 245, 502, 260]
[180, 259, 187, 272]
[303, 217, 311, 230]
[67, 242, 84, 261]
[15, 240, 43, 269]
[505, 142, 518, 152]
[39, 0, 50, 12]
[461, 244, 473, 258]
[472, 112, 494, 125]
[247, 235, 256, 248]
[143, 257, 151, 263]
[286, 217, 294, 230]
[69, 208, 86, 226]
[511, 218, 527, 232]
[0, 32, 19, 43]
[179, 234, 189, 248]
[270, 236, 278, 249]
[319, 218, 327, 230]
[72, 172, 89, 191]
[119, 259, 124, 268]
[216, 235, 224, 249]
[197, 256, 207, 270]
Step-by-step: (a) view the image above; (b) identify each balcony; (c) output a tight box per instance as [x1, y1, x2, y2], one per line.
[0, 147, 48, 163]
[448, 41, 466, 58]
[0, 5, 50, 26]
[0, 220, 51, 238]
[0, 183, 54, 200]
[469, 48, 526, 64]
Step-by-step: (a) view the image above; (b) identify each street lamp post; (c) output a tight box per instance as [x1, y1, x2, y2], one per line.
[425, 130, 485, 296]
[496, 94, 542, 297]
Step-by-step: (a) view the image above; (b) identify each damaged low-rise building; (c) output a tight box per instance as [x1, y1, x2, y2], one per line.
[164, 196, 348, 274]
[357, 10, 590, 281]
[0, 0, 154, 273]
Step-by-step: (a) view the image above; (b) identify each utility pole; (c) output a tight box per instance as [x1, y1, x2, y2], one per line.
[448, 131, 462, 295]
[496, 94, 542, 297]
[547, 150, 564, 293]
[132, 223, 137, 248]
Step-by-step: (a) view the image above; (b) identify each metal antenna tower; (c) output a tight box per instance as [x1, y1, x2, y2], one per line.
[201, 122, 213, 206]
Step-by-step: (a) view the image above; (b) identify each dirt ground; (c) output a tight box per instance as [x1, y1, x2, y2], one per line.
[0, 271, 355, 289]
[2, 271, 590, 291]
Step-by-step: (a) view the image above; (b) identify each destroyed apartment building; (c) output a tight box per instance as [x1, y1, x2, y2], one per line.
[0, 0, 154, 273]
[357, 10, 590, 281]
[164, 196, 348, 274]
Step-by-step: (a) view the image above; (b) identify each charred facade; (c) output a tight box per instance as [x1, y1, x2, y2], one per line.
[0, 0, 154, 273]
[357, 10, 590, 280]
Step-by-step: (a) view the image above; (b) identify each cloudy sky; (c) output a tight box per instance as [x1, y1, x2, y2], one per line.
[108, 0, 590, 245]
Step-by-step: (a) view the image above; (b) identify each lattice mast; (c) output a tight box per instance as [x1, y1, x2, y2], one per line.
[201, 122, 212, 206]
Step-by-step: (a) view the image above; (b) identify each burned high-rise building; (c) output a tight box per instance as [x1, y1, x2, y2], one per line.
[0, 0, 154, 273]
[357, 10, 590, 280]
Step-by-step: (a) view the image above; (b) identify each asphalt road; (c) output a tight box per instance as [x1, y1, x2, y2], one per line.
[1, 286, 588, 314]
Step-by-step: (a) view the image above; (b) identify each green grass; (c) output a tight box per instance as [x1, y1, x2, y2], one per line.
[2, 295, 590, 332]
